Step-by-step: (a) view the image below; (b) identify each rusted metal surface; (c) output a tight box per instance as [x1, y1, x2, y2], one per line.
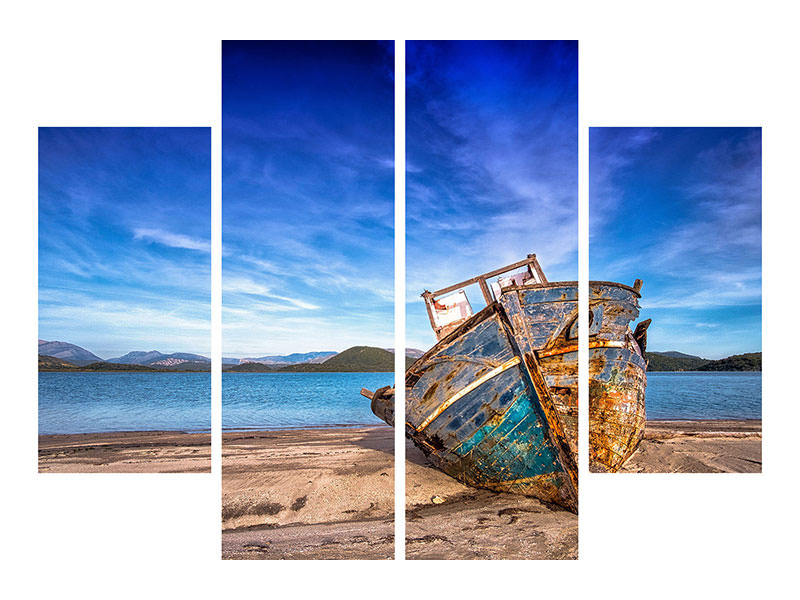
[365, 256, 648, 509]
[588, 282, 648, 472]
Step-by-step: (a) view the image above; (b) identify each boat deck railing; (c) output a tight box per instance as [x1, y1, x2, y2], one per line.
[421, 254, 548, 339]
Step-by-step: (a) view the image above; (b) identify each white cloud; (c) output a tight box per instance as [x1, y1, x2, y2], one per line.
[133, 228, 210, 252]
[38, 292, 210, 358]
[223, 276, 320, 310]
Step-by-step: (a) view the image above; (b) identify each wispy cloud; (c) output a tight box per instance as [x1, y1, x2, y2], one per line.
[405, 41, 577, 348]
[38, 127, 211, 356]
[221, 42, 394, 355]
[39, 288, 210, 358]
[133, 228, 210, 252]
[224, 276, 320, 310]
[590, 127, 761, 357]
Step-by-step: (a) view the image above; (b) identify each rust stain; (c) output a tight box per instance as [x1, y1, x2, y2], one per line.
[588, 282, 648, 472]
[422, 380, 440, 403]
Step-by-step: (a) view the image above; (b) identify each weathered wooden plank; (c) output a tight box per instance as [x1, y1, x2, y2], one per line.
[402, 303, 578, 511]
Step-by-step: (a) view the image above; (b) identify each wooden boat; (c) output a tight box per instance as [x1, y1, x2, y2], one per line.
[363, 255, 648, 510]
[587, 281, 649, 472]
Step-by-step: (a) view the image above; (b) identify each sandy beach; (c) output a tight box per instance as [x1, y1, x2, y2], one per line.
[222, 426, 395, 559]
[221, 425, 578, 560]
[38, 431, 211, 473]
[619, 419, 762, 473]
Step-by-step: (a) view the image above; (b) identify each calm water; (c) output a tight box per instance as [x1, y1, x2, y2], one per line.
[42, 370, 750, 434]
[223, 372, 392, 430]
[39, 372, 211, 435]
[645, 372, 761, 420]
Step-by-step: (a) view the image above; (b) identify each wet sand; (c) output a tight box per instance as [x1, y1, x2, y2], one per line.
[222, 426, 395, 560]
[620, 419, 762, 473]
[221, 425, 577, 560]
[38, 431, 211, 473]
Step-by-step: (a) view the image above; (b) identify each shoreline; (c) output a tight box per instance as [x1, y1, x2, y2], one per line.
[645, 370, 760, 373]
[39, 369, 212, 373]
[222, 422, 381, 433]
[618, 419, 762, 473]
[644, 419, 761, 436]
[38, 430, 211, 473]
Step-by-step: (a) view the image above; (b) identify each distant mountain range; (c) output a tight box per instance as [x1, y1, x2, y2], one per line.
[107, 350, 211, 366]
[647, 351, 761, 372]
[38, 340, 211, 370]
[39, 339, 760, 373]
[39, 339, 419, 373]
[225, 346, 410, 372]
[222, 348, 425, 365]
[224, 351, 337, 366]
[38, 354, 178, 372]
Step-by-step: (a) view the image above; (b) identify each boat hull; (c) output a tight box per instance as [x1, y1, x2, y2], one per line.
[588, 282, 648, 472]
[369, 277, 647, 503]
[499, 283, 579, 457]
[403, 302, 578, 511]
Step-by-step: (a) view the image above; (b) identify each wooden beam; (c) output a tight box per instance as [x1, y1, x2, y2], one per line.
[478, 277, 494, 304]
[421, 290, 438, 332]
[529, 254, 548, 283]
[429, 255, 547, 297]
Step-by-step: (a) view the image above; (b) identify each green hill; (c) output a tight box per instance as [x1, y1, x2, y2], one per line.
[697, 352, 761, 372]
[225, 347, 416, 372]
[39, 355, 171, 372]
[225, 362, 280, 372]
[39, 355, 80, 370]
[647, 351, 761, 372]
[79, 361, 157, 371]
[281, 346, 396, 372]
[647, 352, 708, 371]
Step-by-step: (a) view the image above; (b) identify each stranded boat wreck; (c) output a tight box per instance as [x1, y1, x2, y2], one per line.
[362, 254, 650, 512]
[588, 282, 649, 472]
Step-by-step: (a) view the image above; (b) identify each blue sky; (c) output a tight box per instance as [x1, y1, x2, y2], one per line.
[406, 41, 578, 349]
[38, 127, 210, 358]
[222, 41, 394, 356]
[590, 127, 761, 359]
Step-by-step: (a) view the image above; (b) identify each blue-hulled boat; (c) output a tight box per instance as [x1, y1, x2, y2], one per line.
[365, 255, 579, 512]
[362, 254, 650, 500]
[365, 255, 649, 497]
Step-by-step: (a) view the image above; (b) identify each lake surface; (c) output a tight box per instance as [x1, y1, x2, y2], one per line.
[39, 372, 211, 435]
[645, 372, 761, 420]
[223, 372, 392, 430]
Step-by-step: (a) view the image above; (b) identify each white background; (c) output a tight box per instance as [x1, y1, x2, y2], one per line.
[2, 1, 796, 597]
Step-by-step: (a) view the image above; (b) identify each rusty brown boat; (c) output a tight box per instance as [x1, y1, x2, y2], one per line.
[365, 255, 579, 511]
[363, 255, 649, 508]
[588, 280, 649, 472]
